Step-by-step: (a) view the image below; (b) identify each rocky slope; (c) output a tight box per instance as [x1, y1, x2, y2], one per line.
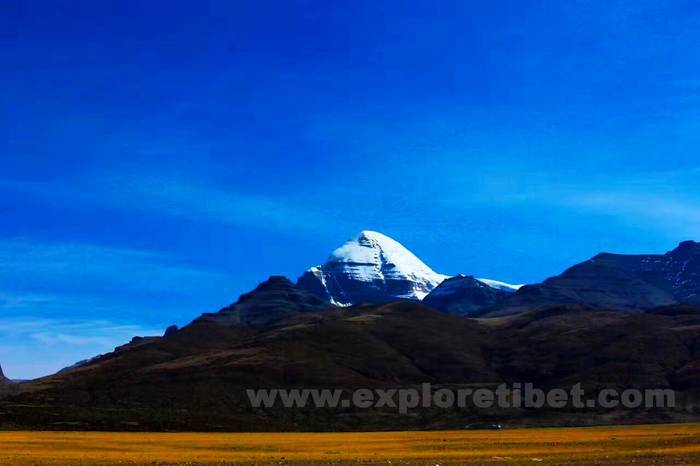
[481, 241, 700, 316]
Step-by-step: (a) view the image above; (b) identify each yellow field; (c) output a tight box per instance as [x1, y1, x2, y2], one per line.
[0, 423, 699, 465]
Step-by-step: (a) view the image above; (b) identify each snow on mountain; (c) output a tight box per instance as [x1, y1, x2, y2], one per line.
[297, 230, 448, 305]
[328, 231, 448, 290]
[0, 363, 8, 384]
[476, 278, 523, 293]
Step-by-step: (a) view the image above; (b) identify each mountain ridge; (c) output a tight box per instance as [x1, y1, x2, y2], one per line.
[480, 240, 700, 316]
[193, 275, 331, 328]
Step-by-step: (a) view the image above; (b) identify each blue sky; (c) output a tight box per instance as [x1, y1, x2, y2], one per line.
[2, 0, 700, 378]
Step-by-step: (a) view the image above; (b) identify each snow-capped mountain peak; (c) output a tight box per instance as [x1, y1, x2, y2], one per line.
[329, 230, 448, 287]
[298, 231, 448, 305]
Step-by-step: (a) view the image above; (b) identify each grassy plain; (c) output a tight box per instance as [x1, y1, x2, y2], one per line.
[0, 423, 698, 465]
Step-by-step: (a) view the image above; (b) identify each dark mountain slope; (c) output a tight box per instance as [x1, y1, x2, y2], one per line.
[483, 241, 700, 316]
[592, 240, 700, 304]
[423, 274, 510, 315]
[194, 275, 331, 328]
[0, 300, 497, 430]
[482, 305, 700, 389]
[2, 294, 700, 430]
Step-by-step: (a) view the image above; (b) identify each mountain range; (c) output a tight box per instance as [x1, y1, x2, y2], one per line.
[299, 231, 700, 316]
[1, 231, 700, 430]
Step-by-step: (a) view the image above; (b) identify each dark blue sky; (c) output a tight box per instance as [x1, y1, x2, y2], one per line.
[2, 0, 700, 378]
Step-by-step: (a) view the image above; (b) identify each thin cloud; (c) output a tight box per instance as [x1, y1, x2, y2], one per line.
[0, 238, 232, 295]
[0, 174, 342, 234]
[110, 175, 336, 232]
[568, 192, 700, 238]
[0, 317, 162, 379]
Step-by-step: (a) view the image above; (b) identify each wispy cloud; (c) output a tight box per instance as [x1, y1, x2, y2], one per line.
[567, 192, 700, 238]
[421, 166, 700, 243]
[0, 239, 232, 380]
[0, 317, 161, 380]
[0, 238, 238, 348]
[103, 175, 338, 232]
[0, 317, 157, 347]
[0, 173, 342, 234]
[549, 167, 700, 239]
[0, 238, 232, 296]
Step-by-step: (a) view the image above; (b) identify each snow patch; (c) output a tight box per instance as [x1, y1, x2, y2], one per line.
[476, 278, 523, 292]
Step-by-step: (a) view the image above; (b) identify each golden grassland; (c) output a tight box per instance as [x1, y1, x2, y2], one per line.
[0, 423, 699, 465]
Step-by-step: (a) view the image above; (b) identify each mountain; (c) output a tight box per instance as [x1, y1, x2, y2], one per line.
[423, 274, 510, 315]
[482, 240, 700, 316]
[194, 275, 331, 328]
[297, 230, 518, 307]
[1, 277, 699, 430]
[297, 231, 449, 305]
[0, 364, 7, 384]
